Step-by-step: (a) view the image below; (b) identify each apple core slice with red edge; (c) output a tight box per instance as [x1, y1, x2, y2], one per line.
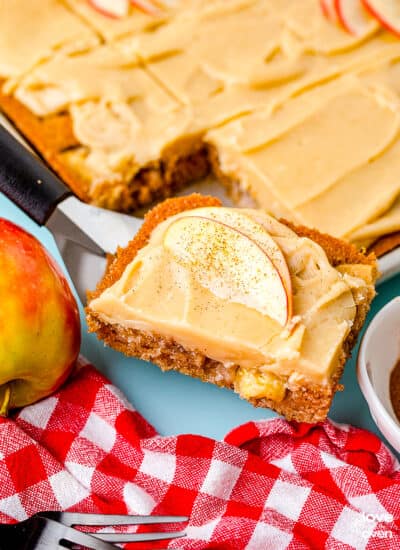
[88, 0, 129, 18]
[335, 0, 378, 35]
[320, 0, 339, 22]
[362, 0, 400, 36]
[164, 215, 291, 327]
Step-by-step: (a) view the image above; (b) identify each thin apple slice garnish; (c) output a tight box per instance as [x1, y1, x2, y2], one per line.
[335, 0, 378, 35]
[190, 207, 293, 314]
[130, 0, 162, 15]
[88, 0, 129, 18]
[164, 215, 291, 327]
[362, 0, 400, 36]
[320, 0, 339, 22]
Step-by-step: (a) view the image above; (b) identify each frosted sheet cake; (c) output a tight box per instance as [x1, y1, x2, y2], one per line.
[86, 195, 378, 422]
[1, 0, 400, 253]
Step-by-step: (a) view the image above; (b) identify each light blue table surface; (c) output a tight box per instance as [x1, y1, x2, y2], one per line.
[1, 192, 399, 452]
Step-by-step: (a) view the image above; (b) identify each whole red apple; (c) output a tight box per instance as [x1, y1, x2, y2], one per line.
[0, 219, 80, 415]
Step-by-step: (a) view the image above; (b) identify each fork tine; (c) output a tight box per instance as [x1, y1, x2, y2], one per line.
[93, 530, 187, 543]
[36, 518, 117, 550]
[45, 511, 188, 527]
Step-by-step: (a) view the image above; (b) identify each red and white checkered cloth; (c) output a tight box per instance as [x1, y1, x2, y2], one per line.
[1, 359, 400, 549]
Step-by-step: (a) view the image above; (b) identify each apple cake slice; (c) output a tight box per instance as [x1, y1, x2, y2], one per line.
[86, 194, 378, 423]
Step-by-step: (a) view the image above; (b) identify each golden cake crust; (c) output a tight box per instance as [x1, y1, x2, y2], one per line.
[86, 195, 377, 423]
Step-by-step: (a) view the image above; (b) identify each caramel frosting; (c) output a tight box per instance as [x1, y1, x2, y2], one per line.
[0, 0, 99, 80]
[64, 0, 256, 42]
[209, 78, 400, 238]
[13, 44, 175, 116]
[64, 0, 169, 42]
[12, 43, 190, 184]
[3, 0, 400, 245]
[89, 207, 374, 396]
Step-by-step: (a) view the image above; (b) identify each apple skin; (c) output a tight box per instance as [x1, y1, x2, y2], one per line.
[361, 0, 400, 37]
[0, 219, 81, 415]
[320, 0, 338, 22]
[335, 0, 377, 35]
[88, 0, 160, 18]
[87, 0, 129, 19]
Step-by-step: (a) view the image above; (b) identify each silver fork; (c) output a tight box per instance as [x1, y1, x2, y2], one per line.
[0, 511, 188, 548]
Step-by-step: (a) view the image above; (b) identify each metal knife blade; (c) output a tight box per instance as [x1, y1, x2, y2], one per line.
[46, 197, 143, 303]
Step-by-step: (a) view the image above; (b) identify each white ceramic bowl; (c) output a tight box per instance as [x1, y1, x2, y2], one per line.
[357, 297, 400, 452]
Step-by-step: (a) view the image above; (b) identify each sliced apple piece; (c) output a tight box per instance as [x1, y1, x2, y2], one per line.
[190, 207, 292, 315]
[130, 0, 162, 15]
[235, 368, 286, 402]
[320, 0, 339, 22]
[335, 0, 378, 35]
[88, 0, 129, 18]
[164, 216, 291, 326]
[362, 0, 400, 36]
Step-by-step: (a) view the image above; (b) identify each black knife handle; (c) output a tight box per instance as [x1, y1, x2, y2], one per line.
[0, 124, 71, 225]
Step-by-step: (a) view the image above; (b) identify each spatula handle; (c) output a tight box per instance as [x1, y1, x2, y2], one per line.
[0, 124, 71, 225]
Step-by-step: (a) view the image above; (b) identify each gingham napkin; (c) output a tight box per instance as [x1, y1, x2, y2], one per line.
[1, 359, 400, 549]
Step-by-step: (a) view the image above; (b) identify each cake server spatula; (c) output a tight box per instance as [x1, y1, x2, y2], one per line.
[0, 121, 143, 304]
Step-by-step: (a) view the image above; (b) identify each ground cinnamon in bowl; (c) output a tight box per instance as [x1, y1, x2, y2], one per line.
[390, 360, 400, 421]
